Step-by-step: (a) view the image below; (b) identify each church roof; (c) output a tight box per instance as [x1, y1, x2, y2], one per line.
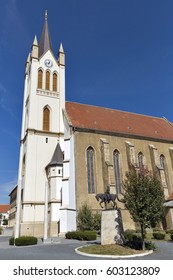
[39, 11, 53, 57]
[0, 205, 9, 213]
[46, 143, 63, 169]
[65, 101, 173, 141]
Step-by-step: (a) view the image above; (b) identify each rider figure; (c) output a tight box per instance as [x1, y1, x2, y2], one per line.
[105, 185, 111, 203]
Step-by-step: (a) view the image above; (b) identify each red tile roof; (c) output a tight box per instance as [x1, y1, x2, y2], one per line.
[0, 205, 9, 213]
[65, 102, 173, 141]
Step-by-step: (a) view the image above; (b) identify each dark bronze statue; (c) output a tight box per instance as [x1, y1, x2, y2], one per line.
[95, 193, 119, 209]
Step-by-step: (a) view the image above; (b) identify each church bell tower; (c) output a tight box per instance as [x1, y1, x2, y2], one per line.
[15, 11, 65, 238]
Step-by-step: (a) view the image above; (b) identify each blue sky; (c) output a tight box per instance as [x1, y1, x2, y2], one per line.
[0, 0, 173, 204]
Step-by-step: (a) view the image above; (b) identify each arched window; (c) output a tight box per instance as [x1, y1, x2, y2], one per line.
[53, 72, 58, 92]
[86, 147, 95, 193]
[43, 107, 50, 131]
[113, 150, 121, 194]
[45, 71, 50, 90]
[160, 154, 169, 191]
[138, 152, 144, 168]
[160, 154, 165, 169]
[37, 69, 43, 89]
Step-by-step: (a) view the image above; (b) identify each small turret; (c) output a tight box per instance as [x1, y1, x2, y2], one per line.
[31, 36, 39, 59]
[58, 43, 65, 66]
[25, 53, 31, 75]
[46, 143, 63, 178]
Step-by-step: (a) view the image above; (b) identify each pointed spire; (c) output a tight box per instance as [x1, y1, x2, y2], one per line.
[33, 35, 38, 46]
[58, 42, 65, 66]
[31, 35, 39, 59]
[59, 42, 64, 53]
[39, 10, 53, 57]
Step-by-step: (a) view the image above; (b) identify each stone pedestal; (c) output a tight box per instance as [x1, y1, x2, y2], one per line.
[101, 209, 125, 245]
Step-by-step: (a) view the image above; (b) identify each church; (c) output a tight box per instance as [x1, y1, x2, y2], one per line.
[9, 12, 173, 238]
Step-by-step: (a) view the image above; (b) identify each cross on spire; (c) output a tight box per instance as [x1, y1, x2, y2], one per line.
[45, 10, 48, 21]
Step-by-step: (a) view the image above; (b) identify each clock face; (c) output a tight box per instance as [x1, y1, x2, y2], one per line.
[44, 59, 53, 67]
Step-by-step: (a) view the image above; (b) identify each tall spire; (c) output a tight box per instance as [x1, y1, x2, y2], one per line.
[39, 10, 53, 57]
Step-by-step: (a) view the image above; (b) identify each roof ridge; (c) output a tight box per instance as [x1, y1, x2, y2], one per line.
[65, 101, 164, 121]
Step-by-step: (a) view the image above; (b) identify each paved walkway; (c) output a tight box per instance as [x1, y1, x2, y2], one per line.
[0, 235, 173, 260]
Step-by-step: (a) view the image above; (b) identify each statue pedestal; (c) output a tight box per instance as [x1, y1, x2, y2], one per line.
[101, 209, 125, 245]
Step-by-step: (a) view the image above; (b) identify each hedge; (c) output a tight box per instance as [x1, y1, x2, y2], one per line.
[152, 231, 165, 240]
[65, 231, 97, 241]
[9, 236, 37, 246]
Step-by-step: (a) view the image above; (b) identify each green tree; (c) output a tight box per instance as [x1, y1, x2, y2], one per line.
[123, 167, 165, 250]
[77, 203, 101, 232]
[77, 203, 94, 231]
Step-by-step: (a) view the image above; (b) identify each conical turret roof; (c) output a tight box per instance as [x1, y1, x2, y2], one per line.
[46, 143, 63, 169]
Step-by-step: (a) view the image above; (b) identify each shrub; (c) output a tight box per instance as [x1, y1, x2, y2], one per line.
[92, 211, 101, 232]
[9, 237, 14, 245]
[152, 227, 161, 232]
[77, 204, 94, 231]
[125, 235, 143, 250]
[166, 229, 173, 234]
[124, 229, 136, 241]
[152, 231, 165, 240]
[77, 203, 101, 232]
[65, 230, 97, 241]
[0, 227, 3, 235]
[170, 232, 173, 241]
[145, 241, 156, 251]
[9, 236, 37, 246]
[3, 219, 8, 226]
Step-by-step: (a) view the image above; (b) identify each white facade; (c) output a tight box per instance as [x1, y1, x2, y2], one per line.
[15, 14, 76, 238]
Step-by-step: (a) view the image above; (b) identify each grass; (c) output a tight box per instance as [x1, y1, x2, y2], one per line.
[78, 244, 147, 256]
[77, 232, 173, 256]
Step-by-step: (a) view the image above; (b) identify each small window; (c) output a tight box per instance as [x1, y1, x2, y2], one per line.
[46, 137, 48, 143]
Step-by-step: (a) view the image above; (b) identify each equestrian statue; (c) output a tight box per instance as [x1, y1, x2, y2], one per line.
[95, 187, 124, 209]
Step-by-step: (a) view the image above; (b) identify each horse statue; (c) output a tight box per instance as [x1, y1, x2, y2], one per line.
[95, 193, 122, 209]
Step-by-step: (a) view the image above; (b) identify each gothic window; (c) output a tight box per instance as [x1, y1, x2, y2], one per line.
[45, 70, 50, 90]
[43, 107, 50, 131]
[37, 69, 43, 89]
[138, 152, 144, 168]
[53, 72, 58, 92]
[160, 154, 165, 169]
[159, 154, 169, 193]
[113, 150, 121, 194]
[86, 147, 95, 193]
